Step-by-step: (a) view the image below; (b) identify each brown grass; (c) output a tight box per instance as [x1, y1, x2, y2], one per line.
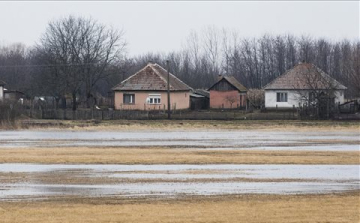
[0, 171, 328, 185]
[19, 119, 360, 131]
[0, 192, 359, 223]
[0, 147, 358, 164]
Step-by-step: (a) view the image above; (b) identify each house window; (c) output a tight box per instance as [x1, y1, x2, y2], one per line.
[123, 94, 135, 104]
[276, 92, 288, 102]
[309, 92, 316, 104]
[147, 94, 161, 104]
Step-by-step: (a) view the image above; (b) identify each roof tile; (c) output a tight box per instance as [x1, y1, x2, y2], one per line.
[263, 63, 347, 90]
[112, 63, 192, 91]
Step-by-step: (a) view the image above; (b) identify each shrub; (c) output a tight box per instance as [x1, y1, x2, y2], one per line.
[0, 102, 22, 128]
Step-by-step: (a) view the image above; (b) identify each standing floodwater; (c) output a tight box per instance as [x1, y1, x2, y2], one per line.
[0, 164, 358, 200]
[0, 130, 358, 150]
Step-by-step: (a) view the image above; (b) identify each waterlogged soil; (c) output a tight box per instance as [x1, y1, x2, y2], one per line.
[0, 164, 358, 201]
[0, 129, 358, 201]
[0, 130, 359, 150]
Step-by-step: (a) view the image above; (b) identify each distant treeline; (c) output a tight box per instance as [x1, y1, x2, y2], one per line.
[130, 29, 359, 98]
[0, 18, 359, 106]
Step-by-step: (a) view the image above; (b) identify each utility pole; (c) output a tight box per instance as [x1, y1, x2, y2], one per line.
[166, 60, 171, 119]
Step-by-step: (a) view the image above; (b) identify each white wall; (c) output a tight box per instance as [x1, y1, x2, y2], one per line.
[265, 90, 301, 108]
[0, 86, 3, 101]
[333, 90, 345, 104]
[265, 89, 345, 108]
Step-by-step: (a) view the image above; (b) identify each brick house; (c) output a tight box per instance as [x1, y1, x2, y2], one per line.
[208, 75, 247, 109]
[112, 63, 192, 110]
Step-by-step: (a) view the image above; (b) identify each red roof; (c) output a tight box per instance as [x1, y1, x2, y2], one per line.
[264, 63, 347, 90]
[208, 75, 247, 92]
[112, 63, 192, 91]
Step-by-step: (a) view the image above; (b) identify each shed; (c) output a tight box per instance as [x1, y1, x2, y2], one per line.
[4, 90, 25, 101]
[190, 89, 210, 110]
[208, 75, 247, 109]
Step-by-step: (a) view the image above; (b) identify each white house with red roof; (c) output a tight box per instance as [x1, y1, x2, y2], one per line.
[264, 63, 346, 108]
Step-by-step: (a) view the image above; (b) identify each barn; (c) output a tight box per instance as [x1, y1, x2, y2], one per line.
[208, 75, 247, 109]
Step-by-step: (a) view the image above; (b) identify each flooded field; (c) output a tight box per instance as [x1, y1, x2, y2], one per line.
[0, 129, 359, 201]
[0, 164, 359, 200]
[0, 130, 358, 150]
[0, 126, 359, 223]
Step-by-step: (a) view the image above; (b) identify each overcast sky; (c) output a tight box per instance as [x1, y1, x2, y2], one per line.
[0, 1, 358, 56]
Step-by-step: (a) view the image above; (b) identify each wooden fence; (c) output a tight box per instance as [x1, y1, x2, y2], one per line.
[25, 109, 170, 120]
[24, 108, 299, 120]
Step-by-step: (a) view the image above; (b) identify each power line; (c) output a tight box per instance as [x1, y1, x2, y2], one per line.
[0, 63, 102, 69]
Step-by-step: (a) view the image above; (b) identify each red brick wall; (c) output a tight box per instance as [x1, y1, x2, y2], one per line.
[210, 90, 246, 109]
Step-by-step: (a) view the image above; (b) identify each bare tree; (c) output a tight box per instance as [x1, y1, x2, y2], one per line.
[247, 89, 265, 109]
[0, 43, 31, 93]
[36, 16, 126, 110]
[298, 35, 315, 63]
[225, 95, 237, 109]
[350, 42, 360, 97]
[293, 65, 344, 118]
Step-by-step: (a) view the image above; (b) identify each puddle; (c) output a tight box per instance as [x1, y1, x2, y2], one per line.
[0, 164, 358, 200]
[194, 145, 360, 151]
[1, 181, 358, 199]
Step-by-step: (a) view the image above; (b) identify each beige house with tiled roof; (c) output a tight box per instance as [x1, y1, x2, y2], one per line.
[112, 63, 192, 110]
[264, 63, 346, 108]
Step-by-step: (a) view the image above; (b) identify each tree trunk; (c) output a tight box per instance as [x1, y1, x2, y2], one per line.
[55, 98, 60, 110]
[72, 92, 77, 111]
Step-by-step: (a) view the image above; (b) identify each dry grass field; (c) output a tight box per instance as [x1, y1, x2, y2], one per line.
[0, 147, 358, 165]
[1, 193, 359, 223]
[17, 119, 360, 131]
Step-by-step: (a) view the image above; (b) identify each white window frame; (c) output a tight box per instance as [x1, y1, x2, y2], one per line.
[147, 94, 161, 105]
[276, 92, 288, 102]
